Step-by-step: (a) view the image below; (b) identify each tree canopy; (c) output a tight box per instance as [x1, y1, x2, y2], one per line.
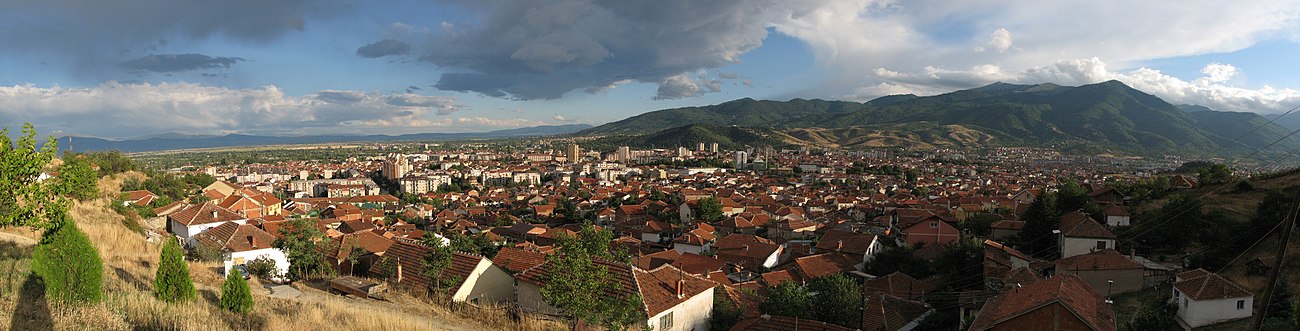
[0, 123, 64, 229]
[541, 224, 643, 330]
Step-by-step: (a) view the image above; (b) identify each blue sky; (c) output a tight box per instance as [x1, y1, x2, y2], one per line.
[1, 1, 1298, 138]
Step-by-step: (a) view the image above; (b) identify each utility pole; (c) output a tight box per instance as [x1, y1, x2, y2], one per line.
[1251, 192, 1300, 331]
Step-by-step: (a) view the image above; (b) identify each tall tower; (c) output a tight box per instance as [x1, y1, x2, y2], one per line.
[735, 151, 748, 170]
[618, 146, 631, 163]
[384, 155, 407, 180]
[567, 144, 581, 164]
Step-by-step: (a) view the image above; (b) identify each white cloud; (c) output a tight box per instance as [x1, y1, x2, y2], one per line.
[859, 57, 1300, 114]
[0, 82, 548, 138]
[988, 28, 1013, 53]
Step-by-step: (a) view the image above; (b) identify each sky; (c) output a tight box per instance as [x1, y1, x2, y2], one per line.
[1, 0, 1299, 139]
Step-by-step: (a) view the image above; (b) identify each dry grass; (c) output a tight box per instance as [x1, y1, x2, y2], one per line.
[0, 173, 568, 330]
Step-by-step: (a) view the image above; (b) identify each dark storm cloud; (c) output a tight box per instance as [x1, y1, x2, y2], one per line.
[119, 54, 244, 73]
[315, 90, 366, 105]
[395, 0, 782, 100]
[356, 39, 412, 58]
[0, 1, 346, 77]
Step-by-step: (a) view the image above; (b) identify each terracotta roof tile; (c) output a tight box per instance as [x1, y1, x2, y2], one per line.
[1173, 270, 1251, 301]
[1059, 211, 1114, 239]
[1054, 249, 1143, 271]
[968, 274, 1114, 331]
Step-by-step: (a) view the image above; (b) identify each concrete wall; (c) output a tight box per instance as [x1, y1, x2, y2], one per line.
[224, 247, 289, 281]
[1057, 268, 1144, 296]
[1060, 236, 1114, 259]
[1176, 291, 1253, 328]
[452, 259, 515, 305]
[516, 281, 565, 316]
[645, 287, 715, 331]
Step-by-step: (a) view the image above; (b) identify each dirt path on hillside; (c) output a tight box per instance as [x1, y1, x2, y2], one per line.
[0, 232, 37, 246]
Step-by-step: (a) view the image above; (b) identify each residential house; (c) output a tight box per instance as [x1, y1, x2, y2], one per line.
[1054, 249, 1145, 296]
[714, 234, 783, 271]
[325, 231, 394, 276]
[167, 203, 247, 246]
[122, 190, 158, 207]
[860, 291, 934, 331]
[1100, 204, 1130, 227]
[1172, 269, 1253, 328]
[192, 222, 289, 280]
[863, 272, 933, 300]
[377, 239, 515, 305]
[968, 274, 1115, 331]
[814, 230, 884, 268]
[515, 261, 717, 331]
[1058, 211, 1116, 259]
[900, 214, 959, 246]
[989, 220, 1024, 240]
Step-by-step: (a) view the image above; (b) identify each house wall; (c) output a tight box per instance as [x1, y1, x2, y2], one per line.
[1060, 236, 1114, 259]
[991, 228, 1020, 241]
[674, 243, 705, 255]
[1105, 215, 1130, 227]
[516, 281, 565, 316]
[1175, 291, 1253, 328]
[762, 248, 782, 269]
[452, 260, 515, 305]
[903, 221, 959, 246]
[224, 248, 289, 281]
[645, 287, 715, 331]
[1057, 268, 1144, 296]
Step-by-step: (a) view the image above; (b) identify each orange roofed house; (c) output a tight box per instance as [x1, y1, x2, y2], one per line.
[969, 274, 1115, 331]
[515, 259, 717, 331]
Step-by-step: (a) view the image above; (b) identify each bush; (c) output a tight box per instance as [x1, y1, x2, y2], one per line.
[219, 268, 254, 314]
[154, 239, 195, 302]
[188, 243, 226, 262]
[245, 256, 278, 280]
[31, 217, 104, 304]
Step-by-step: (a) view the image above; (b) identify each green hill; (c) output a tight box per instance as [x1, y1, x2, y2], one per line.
[582, 124, 791, 151]
[582, 81, 1300, 156]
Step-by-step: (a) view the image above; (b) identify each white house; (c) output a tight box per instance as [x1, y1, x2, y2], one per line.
[515, 260, 717, 330]
[1101, 204, 1131, 227]
[380, 239, 516, 305]
[193, 222, 289, 281]
[1172, 269, 1254, 328]
[167, 203, 247, 247]
[1057, 211, 1116, 259]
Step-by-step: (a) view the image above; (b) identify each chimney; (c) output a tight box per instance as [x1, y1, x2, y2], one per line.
[835, 240, 843, 252]
[211, 210, 218, 219]
[247, 235, 255, 247]
[676, 279, 685, 298]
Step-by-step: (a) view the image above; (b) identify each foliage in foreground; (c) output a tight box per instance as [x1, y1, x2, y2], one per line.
[153, 239, 195, 303]
[220, 268, 254, 314]
[541, 224, 644, 330]
[31, 216, 104, 304]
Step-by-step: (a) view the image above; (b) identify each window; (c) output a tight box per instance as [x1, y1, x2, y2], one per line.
[660, 312, 674, 330]
[1184, 299, 1188, 308]
[930, 221, 939, 228]
[1096, 241, 1107, 250]
[1238, 300, 1246, 309]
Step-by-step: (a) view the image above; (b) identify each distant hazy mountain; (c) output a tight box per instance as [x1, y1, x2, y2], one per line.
[60, 124, 592, 153]
[581, 81, 1300, 156]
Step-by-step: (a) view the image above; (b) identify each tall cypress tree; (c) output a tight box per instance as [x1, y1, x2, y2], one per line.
[220, 268, 254, 314]
[154, 239, 196, 302]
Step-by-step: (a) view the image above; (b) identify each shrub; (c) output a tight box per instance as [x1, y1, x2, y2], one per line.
[220, 268, 254, 314]
[188, 242, 226, 262]
[154, 239, 196, 302]
[245, 256, 278, 280]
[30, 217, 104, 304]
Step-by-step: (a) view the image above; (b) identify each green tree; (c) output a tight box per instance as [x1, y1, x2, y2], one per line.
[696, 197, 725, 223]
[541, 224, 644, 330]
[0, 123, 63, 228]
[153, 239, 196, 302]
[711, 289, 744, 331]
[273, 218, 333, 281]
[761, 281, 812, 319]
[56, 154, 99, 201]
[1197, 163, 1233, 185]
[1124, 300, 1179, 330]
[420, 232, 458, 297]
[1018, 191, 1061, 259]
[219, 268, 254, 314]
[864, 245, 933, 278]
[809, 274, 862, 327]
[30, 214, 104, 304]
[245, 256, 278, 280]
[1267, 277, 1295, 319]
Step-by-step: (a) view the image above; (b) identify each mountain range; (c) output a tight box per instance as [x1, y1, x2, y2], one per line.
[579, 81, 1300, 156]
[59, 124, 592, 153]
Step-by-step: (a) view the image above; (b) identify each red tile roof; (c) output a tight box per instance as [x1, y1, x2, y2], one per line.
[1173, 269, 1251, 301]
[375, 238, 485, 294]
[861, 292, 932, 331]
[169, 202, 244, 226]
[491, 247, 548, 273]
[864, 272, 932, 300]
[730, 315, 857, 331]
[968, 274, 1115, 331]
[1054, 249, 1143, 271]
[192, 222, 276, 252]
[1059, 211, 1114, 239]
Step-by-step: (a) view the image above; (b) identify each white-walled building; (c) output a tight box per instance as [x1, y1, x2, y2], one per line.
[1057, 211, 1116, 259]
[193, 222, 290, 281]
[166, 203, 248, 247]
[515, 261, 717, 331]
[1172, 269, 1254, 328]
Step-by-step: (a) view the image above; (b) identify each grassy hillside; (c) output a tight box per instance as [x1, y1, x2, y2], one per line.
[583, 124, 792, 151]
[0, 173, 563, 331]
